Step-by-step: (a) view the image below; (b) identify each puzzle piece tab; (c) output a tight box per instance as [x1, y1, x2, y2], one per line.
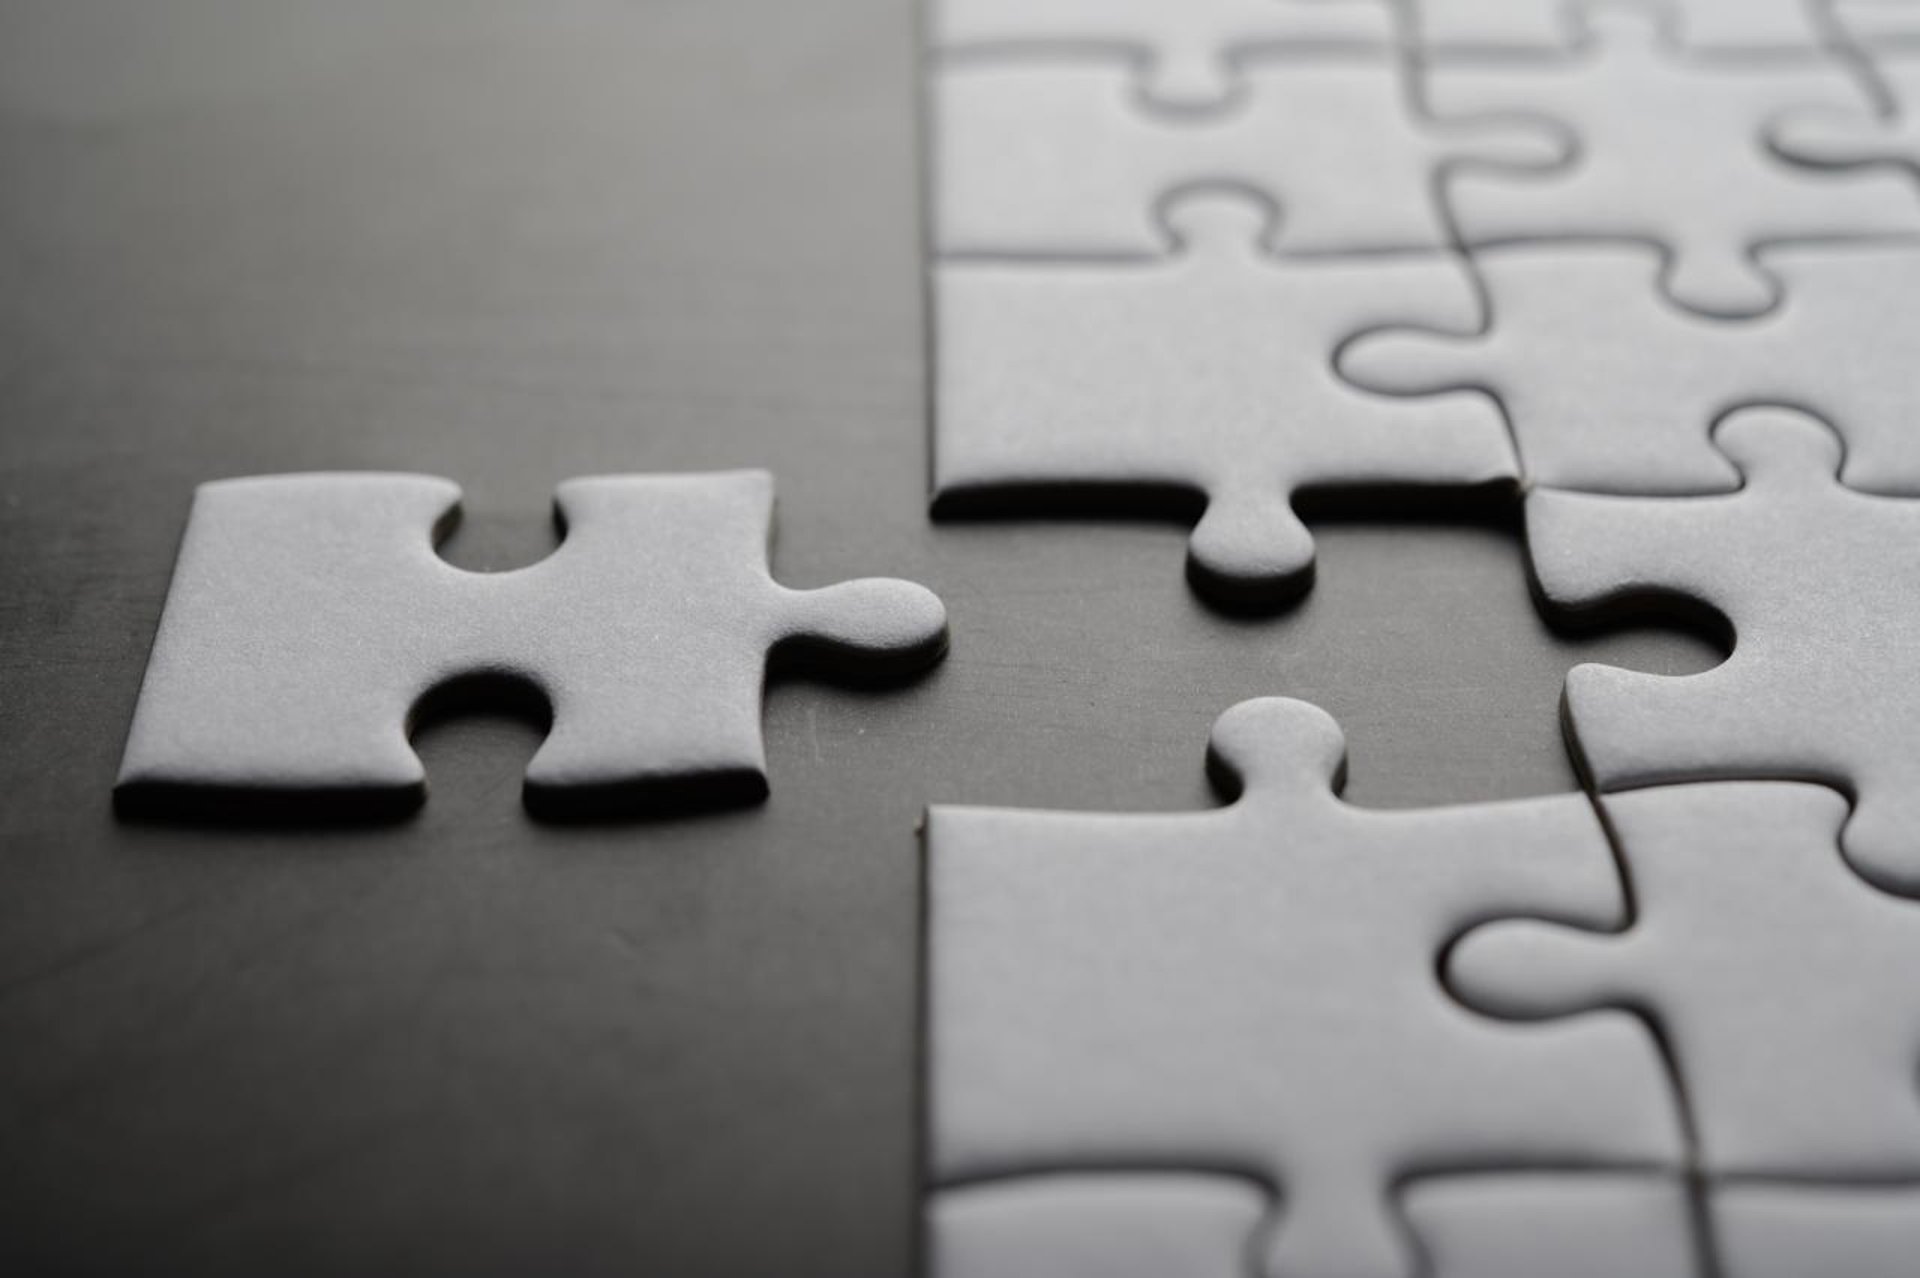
[935, 55, 1563, 258]
[1430, 4, 1918, 315]
[929, 0, 1393, 110]
[926, 697, 1681, 1278]
[1454, 780, 1920, 1176]
[1341, 240, 1920, 493]
[934, 194, 1518, 605]
[1525, 407, 1920, 892]
[118, 471, 948, 815]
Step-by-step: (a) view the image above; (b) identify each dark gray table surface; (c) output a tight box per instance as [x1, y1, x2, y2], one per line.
[0, 3, 1718, 1274]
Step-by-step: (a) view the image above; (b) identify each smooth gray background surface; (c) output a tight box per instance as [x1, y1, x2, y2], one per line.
[0, 3, 1717, 1274]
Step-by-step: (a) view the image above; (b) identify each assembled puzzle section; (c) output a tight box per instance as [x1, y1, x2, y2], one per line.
[118, 470, 947, 818]
[924, 0, 1920, 1272]
[925, 698, 1682, 1278]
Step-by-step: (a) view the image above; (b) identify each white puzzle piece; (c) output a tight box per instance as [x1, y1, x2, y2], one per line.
[928, 1173, 1267, 1278]
[1429, 4, 1919, 315]
[1777, 47, 1920, 177]
[1410, 0, 1829, 55]
[1453, 781, 1920, 1175]
[934, 54, 1564, 258]
[118, 471, 948, 816]
[926, 697, 1682, 1278]
[933, 194, 1518, 606]
[1714, 1182, 1920, 1278]
[1340, 240, 1920, 493]
[1402, 1173, 1700, 1278]
[1524, 408, 1920, 894]
[928, 0, 1394, 110]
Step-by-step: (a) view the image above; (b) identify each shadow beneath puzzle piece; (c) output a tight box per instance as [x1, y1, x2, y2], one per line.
[115, 644, 943, 829]
[934, 478, 1519, 615]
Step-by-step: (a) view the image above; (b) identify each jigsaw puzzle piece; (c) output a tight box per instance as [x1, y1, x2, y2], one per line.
[928, 0, 1394, 111]
[1343, 240, 1920, 493]
[927, 1173, 1267, 1278]
[1525, 407, 1920, 892]
[1402, 1173, 1699, 1278]
[934, 56, 1564, 258]
[117, 471, 947, 815]
[1412, 0, 1828, 54]
[1453, 781, 1920, 1176]
[1340, 242, 1742, 493]
[927, 696, 1681, 1278]
[1714, 1183, 1920, 1278]
[1431, 4, 1919, 316]
[933, 193, 1518, 606]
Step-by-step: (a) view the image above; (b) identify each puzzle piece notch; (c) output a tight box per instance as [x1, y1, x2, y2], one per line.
[933, 192, 1519, 608]
[1341, 239, 1920, 495]
[1432, 2, 1920, 317]
[1452, 780, 1920, 1177]
[929, 0, 1397, 112]
[1525, 406, 1920, 893]
[117, 470, 948, 817]
[928, 696, 1682, 1278]
[934, 55, 1566, 259]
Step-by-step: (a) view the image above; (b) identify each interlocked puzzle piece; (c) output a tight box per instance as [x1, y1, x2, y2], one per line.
[933, 194, 1518, 605]
[1714, 1183, 1920, 1278]
[1340, 239, 1920, 493]
[1776, 46, 1920, 176]
[1524, 408, 1920, 893]
[929, 1173, 1264, 1278]
[117, 470, 948, 815]
[930, 1170, 1699, 1278]
[926, 697, 1680, 1278]
[927, 0, 1393, 110]
[1409, 0, 1830, 54]
[1429, 3, 1919, 315]
[1402, 1174, 1698, 1278]
[934, 54, 1563, 257]
[1453, 780, 1920, 1176]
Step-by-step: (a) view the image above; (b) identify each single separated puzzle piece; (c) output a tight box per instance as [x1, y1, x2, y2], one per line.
[1410, 0, 1829, 54]
[927, 697, 1681, 1278]
[933, 194, 1518, 605]
[934, 54, 1564, 257]
[118, 471, 948, 816]
[1342, 240, 1920, 493]
[1525, 407, 1920, 893]
[929, 0, 1393, 111]
[1453, 781, 1920, 1176]
[1430, 3, 1920, 315]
